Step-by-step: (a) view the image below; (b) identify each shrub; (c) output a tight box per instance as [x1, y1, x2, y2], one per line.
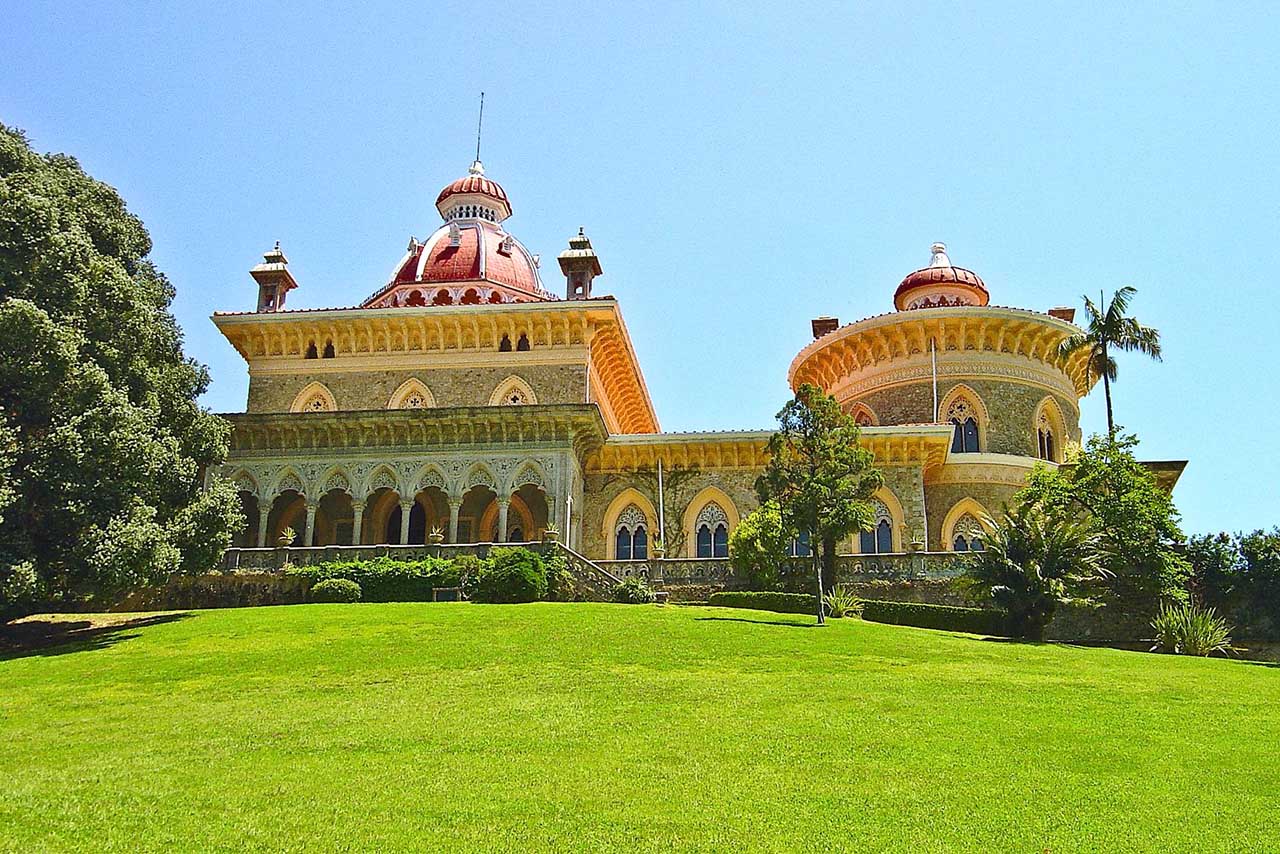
[286, 556, 459, 602]
[311, 578, 361, 603]
[1151, 603, 1234, 656]
[544, 553, 580, 602]
[823, 585, 863, 618]
[728, 502, 791, 591]
[860, 601, 1008, 636]
[613, 575, 656, 604]
[471, 548, 547, 603]
[708, 591, 817, 615]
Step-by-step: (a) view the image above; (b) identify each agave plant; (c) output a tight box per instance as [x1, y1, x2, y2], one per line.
[959, 500, 1108, 640]
[1151, 603, 1234, 656]
[823, 584, 863, 619]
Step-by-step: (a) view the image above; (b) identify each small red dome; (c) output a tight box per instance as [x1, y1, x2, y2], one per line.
[434, 161, 512, 221]
[893, 243, 989, 311]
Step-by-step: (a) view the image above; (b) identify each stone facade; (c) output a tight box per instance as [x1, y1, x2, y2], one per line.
[247, 363, 588, 413]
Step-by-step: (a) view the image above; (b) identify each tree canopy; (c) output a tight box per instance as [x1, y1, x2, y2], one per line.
[0, 124, 238, 619]
[1017, 432, 1189, 621]
[756, 384, 883, 622]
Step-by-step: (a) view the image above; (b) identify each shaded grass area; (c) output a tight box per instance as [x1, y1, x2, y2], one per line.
[1, 603, 1278, 852]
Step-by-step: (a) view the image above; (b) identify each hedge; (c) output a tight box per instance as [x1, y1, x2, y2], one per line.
[707, 591, 818, 615]
[708, 591, 1008, 636]
[285, 556, 460, 602]
[861, 600, 1009, 636]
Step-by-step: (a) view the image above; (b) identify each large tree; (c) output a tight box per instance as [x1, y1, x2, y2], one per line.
[756, 384, 883, 624]
[0, 124, 239, 619]
[1018, 432, 1190, 625]
[1058, 286, 1162, 437]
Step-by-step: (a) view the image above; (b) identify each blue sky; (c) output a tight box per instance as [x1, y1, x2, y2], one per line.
[3, 2, 1276, 535]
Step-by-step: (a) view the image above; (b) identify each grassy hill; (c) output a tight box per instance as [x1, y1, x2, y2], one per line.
[2, 602, 1277, 852]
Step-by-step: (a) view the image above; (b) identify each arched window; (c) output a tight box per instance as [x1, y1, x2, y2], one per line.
[461, 288, 481, 305]
[952, 513, 986, 552]
[304, 341, 318, 359]
[499, 334, 512, 352]
[947, 397, 981, 453]
[432, 289, 453, 305]
[516, 333, 531, 351]
[488, 291, 504, 303]
[322, 340, 335, 359]
[614, 504, 649, 560]
[509, 527, 524, 542]
[859, 500, 895, 554]
[695, 502, 729, 558]
[1037, 410, 1056, 462]
[406, 290, 426, 306]
[489, 375, 537, 406]
[290, 381, 336, 413]
[788, 530, 812, 557]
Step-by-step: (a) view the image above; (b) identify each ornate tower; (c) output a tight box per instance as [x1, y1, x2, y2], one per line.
[557, 227, 602, 300]
[250, 242, 298, 313]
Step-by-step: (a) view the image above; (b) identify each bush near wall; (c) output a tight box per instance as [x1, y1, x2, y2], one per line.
[708, 592, 1008, 635]
[860, 601, 1008, 636]
[111, 573, 311, 612]
[285, 557, 461, 603]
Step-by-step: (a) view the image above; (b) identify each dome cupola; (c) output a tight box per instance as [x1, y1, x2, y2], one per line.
[434, 160, 512, 223]
[893, 243, 989, 311]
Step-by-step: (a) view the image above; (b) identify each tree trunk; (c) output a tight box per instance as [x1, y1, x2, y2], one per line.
[812, 510, 824, 625]
[822, 536, 837, 593]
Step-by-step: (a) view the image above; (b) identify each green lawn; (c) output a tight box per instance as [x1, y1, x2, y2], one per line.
[2, 603, 1278, 852]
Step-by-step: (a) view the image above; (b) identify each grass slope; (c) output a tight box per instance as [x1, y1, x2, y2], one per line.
[2, 603, 1278, 852]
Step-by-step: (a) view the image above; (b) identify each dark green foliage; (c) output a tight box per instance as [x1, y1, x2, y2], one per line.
[612, 575, 656, 604]
[0, 125, 237, 619]
[543, 553, 580, 602]
[756, 384, 883, 621]
[960, 500, 1107, 640]
[708, 591, 818, 615]
[286, 556, 459, 602]
[859, 601, 1009, 636]
[1019, 432, 1190, 623]
[728, 502, 790, 591]
[1189, 529, 1280, 639]
[311, 578, 362, 604]
[710, 591, 1008, 635]
[471, 547, 547, 603]
[1150, 602, 1234, 656]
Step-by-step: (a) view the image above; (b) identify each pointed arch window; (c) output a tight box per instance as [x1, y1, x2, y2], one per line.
[304, 341, 318, 359]
[322, 340, 335, 359]
[947, 398, 980, 453]
[499, 334, 513, 352]
[614, 504, 649, 560]
[859, 500, 894, 554]
[952, 514, 986, 552]
[695, 502, 729, 558]
[516, 333, 531, 351]
[1037, 412, 1056, 462]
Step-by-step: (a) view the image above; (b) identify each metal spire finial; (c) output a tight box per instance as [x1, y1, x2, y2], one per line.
[473, 91, 485, 167]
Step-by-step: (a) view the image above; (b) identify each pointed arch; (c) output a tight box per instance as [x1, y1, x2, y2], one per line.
[1033, 396, 1067, 463]
[463, 462, 497, 492]
[602, 487, 660, 558]
[364, 464, 402, 499]
[414, 464, 450, 496]
[489, 374, 537, 406]
[508, 460, 548, 493]
[273, 468, 307, 499]
[939, 383, 988, 453]
[319, 466, 353, 495]
[942, 498, 995, 552]
[388, 378, 436, 409]
[846, 401, 879, 427]
[229, 469, 260, 498]
[290, 381, 337, 413]
[855, 486, 905, 553]
[681, 486, 740, 558]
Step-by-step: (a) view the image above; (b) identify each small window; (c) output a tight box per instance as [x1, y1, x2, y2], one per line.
[406, 290, 426, 306]
[516, 333, 531, 352]
[322, 340, 335, 359]
[461, 288, 481, 305]
[304, 341, 318, 359]
[499, 334, 513, 352]
[432, 289, 453, 305]
[788, 530, 811, 557]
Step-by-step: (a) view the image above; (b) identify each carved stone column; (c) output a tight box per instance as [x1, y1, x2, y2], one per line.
[352, 503, 364, 546]
[496, 498, 509, 543]
[448, 500, 461, 543]
[256, 505, 270, 549]
[304, 504, 318, 547]
[399, 499, 414, 545]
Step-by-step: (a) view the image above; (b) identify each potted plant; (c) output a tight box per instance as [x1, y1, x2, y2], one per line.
[278, 526, 297, 548]
[542, 526, 559, 543]
[427, 526, 445, 545]
[652, 537, 666, 560]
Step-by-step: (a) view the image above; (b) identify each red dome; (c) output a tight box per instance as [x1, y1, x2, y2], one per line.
[893, 243, 989, 311]
[434, 161, 512, 221]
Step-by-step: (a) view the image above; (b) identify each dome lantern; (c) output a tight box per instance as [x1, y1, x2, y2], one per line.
[893, 242, 989, 311]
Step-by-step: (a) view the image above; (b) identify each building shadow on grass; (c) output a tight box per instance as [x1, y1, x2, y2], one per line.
[0, 612, 193, 661]
[695, 616, 819, 629]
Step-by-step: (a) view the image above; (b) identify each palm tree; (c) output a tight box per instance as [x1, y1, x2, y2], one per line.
[959, 501, 1108, 640]
[1058, 287, 1162, 437]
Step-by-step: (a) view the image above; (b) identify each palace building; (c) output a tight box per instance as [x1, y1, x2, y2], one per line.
[212, 157, 1138, 568]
